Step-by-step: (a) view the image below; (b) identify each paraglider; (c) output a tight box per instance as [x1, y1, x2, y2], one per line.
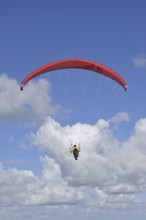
[20, 58, 127, 91]
[70, 144, 81, 160]
[20, 58, 127, 161]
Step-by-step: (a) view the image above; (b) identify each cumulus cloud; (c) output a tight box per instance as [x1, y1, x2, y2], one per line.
[0, 155, 146, 220]
[132, 55, 146, 68]
[108, 112, 130, 125]
[0, 158, 82, 205]
[0, 158, 84, 219]
[0, 74, 59, 124]
[30, 114, 146, 193]
[1, 114, 146, 219]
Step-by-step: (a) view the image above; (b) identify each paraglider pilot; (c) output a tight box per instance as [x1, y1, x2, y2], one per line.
[70, 144, 81, 160]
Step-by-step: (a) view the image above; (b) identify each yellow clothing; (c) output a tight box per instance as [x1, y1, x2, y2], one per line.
[70, 146, 81, 153]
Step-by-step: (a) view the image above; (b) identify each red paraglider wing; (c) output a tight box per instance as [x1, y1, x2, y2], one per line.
[20, 59, 127, 91]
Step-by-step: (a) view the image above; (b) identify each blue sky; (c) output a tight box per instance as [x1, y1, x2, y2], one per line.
[0, 0, 146, 219]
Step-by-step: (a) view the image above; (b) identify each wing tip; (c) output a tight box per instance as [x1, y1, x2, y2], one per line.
[124, 85, 128, 91]
[20, 84, 24, 91]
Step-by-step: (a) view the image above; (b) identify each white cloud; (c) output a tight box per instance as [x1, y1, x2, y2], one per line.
[132, 56, 146, 68]
[0, 74, 59, 124]
[31, 114, 146, 193]
[1, 114, 146, 219]
[0, 159, 84, 219]
[109, 112, 130, 125]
